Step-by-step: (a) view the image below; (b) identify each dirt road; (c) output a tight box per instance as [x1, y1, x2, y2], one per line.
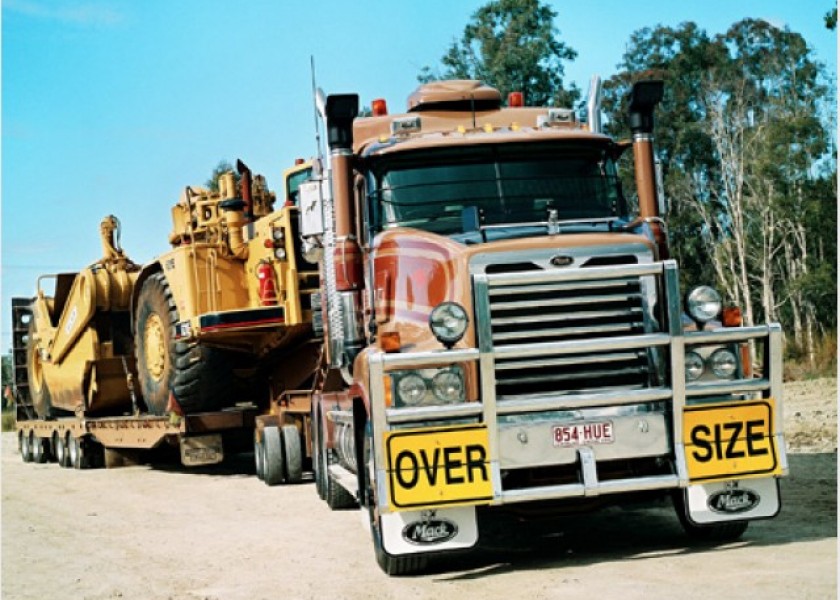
[2, 379, 836, 600]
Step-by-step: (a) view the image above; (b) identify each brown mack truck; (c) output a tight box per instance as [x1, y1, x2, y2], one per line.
[13, 160, 320, 473]
[300, 77, 787, 574]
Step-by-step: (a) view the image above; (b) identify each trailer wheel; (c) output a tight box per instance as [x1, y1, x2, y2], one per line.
[282, 425, 303, 484]
[254, 430, 265, 480]
[27, 322, 55, 419]
[56, 432, 70, 468]
[262, 425, 286, 486]
[31, 434, 48, 464]
[20, 431, 32, 463]
[673, 492, 749, 541]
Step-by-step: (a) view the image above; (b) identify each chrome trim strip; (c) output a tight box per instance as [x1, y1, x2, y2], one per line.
[385, 402, 483, 424]
[685, 325, 774, 345]
[486, 262, 663, 287]
[686, 378, 770, 397]
[496, 387, 672, 414]
[379, 348, 480, 370]
[474, 272, 502, 502]
[494, 333, 671, 359]
[498, 474, 679, 504]
[494, 352, 643, 370]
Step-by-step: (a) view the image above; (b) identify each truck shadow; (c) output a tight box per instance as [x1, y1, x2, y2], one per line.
[430, 452, 837, 580]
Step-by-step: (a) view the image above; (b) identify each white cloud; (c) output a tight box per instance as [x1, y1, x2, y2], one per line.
[3, 0, 124, 27]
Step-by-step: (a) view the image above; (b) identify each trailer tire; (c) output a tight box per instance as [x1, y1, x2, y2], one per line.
[31, 434, 49, 463]
[254, 430, 265, 480]
[262, 425, 286, 486]
[21, 431, 32, 463]
[281, 425, 303, 484]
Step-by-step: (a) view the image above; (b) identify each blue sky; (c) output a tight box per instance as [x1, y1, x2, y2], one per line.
[2, 0, 837, 353]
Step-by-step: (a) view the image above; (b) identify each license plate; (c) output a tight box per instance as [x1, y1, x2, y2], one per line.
[385, 424, 493, 511]
[180, 434, 224, 467]
[553, 421, 614, 447]
[683, 399, 782, 482]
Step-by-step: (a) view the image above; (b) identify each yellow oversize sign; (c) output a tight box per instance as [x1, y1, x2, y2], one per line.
[683, 399, 782, 482]
[385, 424, 493, 510]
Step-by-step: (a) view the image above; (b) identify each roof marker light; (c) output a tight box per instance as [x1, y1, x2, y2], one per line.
[372, 98, 388, 116]
[508, 91, 524, 107]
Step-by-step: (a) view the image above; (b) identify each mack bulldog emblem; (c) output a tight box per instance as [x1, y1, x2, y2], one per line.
[550, 255, 574, 267]
[708, 486, 760, 514]
[402, 517, 458, 545]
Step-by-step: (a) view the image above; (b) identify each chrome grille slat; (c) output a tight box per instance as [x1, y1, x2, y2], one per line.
[493, 323, 639, 341]
[494, 352, 643, 370]
[491, 293, 643, 311]
[488, 279, 637, 296]
[496, 366, 650, 387]
[491, 308, 643, 326]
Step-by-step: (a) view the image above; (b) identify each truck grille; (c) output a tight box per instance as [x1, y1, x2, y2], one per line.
[478, 260, 658, 400]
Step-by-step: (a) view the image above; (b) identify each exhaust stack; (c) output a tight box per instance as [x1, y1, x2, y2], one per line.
[586, 75, 602, 134]
[628, 80, 664, 219]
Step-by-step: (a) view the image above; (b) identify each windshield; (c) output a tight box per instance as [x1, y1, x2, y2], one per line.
[365, 143, 626, 236]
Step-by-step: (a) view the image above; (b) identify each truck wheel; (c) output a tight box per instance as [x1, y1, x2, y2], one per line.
[254, 430, 265, 480]
[263, 425, 286, 486]
[673, 492, 749, 541]
[363, 434, 428, 575]
[317, 417, 356, 509]
[312, 410, 326, 499]
[281, 425, 303, 484]
[27, 322, 55, 419]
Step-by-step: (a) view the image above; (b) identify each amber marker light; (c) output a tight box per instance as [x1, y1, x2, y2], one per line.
[381, 331, 401, 353]
[383, 375, 393, 407]
[722, 307, 743, 327]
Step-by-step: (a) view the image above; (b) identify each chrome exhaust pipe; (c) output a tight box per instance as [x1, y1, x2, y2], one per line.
[586, 75, 602, 134]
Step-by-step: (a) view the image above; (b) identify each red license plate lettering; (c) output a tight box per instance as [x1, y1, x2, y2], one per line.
[553, 421, 614, 447]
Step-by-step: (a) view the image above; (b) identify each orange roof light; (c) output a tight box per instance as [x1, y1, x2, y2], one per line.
[508, 91, 524, 107]
[294, 158, 305, 165]
[372, 98, 388, 117]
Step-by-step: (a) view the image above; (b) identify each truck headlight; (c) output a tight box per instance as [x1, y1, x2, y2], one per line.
[431, 369, 465, 403]
[685, 351, 704, 381]
[709, 348, 738, 379]
[429, 302, 468, 347]
[686, 286, 722, 323]
[392, 366, 466, 407]
[396, 373, 428, 406]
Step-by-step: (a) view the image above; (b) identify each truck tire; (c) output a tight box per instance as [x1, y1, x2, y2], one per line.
[312, 410, 326, 499]
[254, 430, 265, 480]
[363, 434, 428, 575]
[281, 424, 303, 484]
[262, 425, 286, 486]
[27, 322, 55, 419]
[673, 492, 749, 541]
[316, 416, 356, 509]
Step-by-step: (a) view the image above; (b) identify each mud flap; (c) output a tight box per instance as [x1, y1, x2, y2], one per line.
[180, 434, 224, 467]
[683, 477, 781, 526]
[381, 505, 478, 556]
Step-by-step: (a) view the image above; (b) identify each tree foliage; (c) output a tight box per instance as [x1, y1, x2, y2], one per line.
[419, 0, 579, 106]
[206, 160, 239, 193]
[603, 19, 836, 360]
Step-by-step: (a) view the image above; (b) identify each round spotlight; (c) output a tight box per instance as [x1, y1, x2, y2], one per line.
[429, 302, 468, 347]
[687, 286, 722, 323]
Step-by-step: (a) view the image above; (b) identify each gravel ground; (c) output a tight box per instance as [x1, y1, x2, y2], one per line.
[1, 378, 836, 599]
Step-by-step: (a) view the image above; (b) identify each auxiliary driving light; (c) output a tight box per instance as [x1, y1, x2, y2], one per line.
[429, 302, 469, 347]
[685, 351, 704, 381]
[709, 348, 738, 379]
[431, 369, 465, 403]
[396, 373, 428, 407]
[687, 286, 722, 324]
